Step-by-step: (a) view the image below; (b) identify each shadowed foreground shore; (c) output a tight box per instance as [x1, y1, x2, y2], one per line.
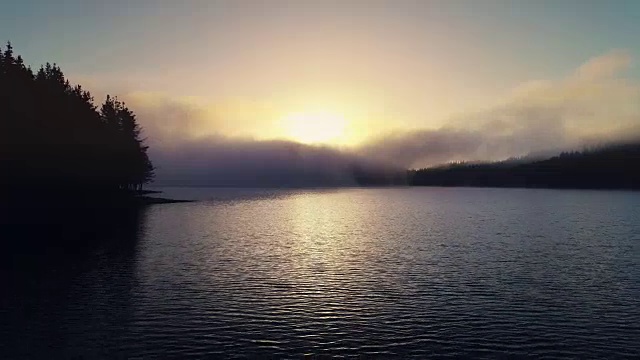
[0, 188, 191, 230]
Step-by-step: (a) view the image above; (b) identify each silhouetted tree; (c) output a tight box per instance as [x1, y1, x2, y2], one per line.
[410, 142, 640, 190]
[100, 95, 154, 190]
[0, 42, 154, 199]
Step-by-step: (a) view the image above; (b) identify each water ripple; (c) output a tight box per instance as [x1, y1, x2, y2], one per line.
[3, 188, 640, 358]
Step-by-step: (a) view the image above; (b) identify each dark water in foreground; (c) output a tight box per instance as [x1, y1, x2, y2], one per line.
[2, 187, 640, 358]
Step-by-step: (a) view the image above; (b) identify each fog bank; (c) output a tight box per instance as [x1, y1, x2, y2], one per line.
[122, 51, 640, 186]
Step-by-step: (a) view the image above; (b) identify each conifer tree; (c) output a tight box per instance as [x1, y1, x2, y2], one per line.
[0, 42, 154, 194]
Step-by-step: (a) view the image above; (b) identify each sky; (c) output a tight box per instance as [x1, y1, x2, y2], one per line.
[2, 0, 640, 183]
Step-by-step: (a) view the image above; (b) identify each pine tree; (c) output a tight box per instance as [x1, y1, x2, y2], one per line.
[1, 42, 154, 195]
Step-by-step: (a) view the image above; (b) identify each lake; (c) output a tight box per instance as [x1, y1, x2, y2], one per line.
[2, 187, 640, 358]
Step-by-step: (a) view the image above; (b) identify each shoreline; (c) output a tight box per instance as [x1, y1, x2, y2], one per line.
[136, 196, 194, 205]
[1, 193, 193, 229]
[0, 189, 194, 214]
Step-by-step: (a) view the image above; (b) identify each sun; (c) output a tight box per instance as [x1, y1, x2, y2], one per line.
[281, 110, 347, 145]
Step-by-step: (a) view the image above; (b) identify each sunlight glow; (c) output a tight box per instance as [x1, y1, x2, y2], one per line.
[281, 110, 348, 145]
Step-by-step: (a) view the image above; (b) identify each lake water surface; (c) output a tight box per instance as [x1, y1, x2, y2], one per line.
[3, 187, 640, 358]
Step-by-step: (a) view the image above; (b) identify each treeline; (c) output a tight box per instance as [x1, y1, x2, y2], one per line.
[409, 142, 640, 190]
[351, 163, 408, 186]
[0, 43, 153, 197]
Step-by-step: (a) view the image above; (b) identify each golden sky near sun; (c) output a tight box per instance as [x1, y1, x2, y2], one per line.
[53, 1, 640, 150]
[117, 86, 426, 147]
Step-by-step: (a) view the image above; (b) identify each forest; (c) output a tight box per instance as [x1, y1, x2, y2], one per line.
[3, 42, 638, 199]
[0, 42, 153, 205]
[409, 142, 640, 190]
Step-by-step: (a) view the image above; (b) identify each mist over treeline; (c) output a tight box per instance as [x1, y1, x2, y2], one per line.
[0, 43, 153, 198]
[410, 142, 640, 189]
[2, 43, 640, 190]
[121, 50, 640, 187]
[151, 137, 406, 187]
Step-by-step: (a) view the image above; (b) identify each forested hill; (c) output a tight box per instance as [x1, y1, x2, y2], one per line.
[0, 42, 153, 202]
[409, 142, 640, 190]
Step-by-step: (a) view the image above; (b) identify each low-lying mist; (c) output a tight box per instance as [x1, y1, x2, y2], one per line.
[125, 51, 640, 187]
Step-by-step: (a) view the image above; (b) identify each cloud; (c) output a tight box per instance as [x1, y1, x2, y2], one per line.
[356, 128, 485, 168]
[114, 94, 399, 186]
[125, 92, 217, 146]
[575, 50, 632, 81]
[104, 50, 640, 185]
[358, 50, 640, 168]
